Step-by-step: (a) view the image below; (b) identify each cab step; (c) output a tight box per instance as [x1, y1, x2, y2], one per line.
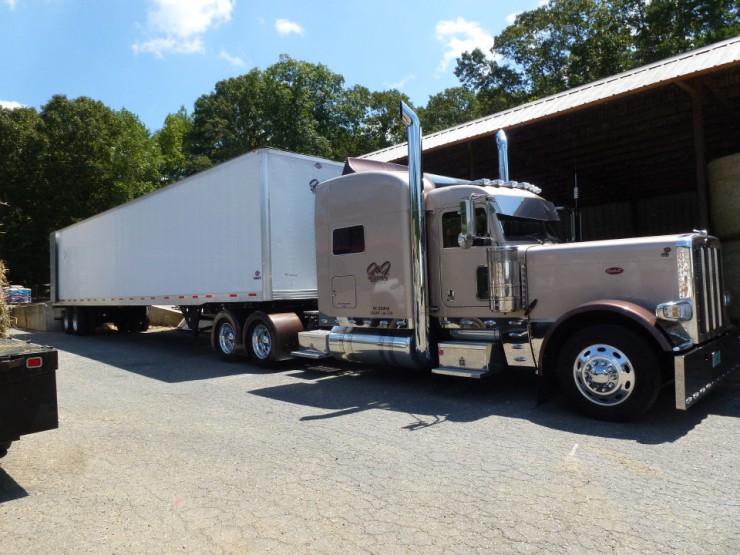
[432, 340, 497, 379]
[432, 366, 491, 379]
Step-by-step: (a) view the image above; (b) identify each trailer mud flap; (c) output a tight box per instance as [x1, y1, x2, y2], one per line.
[674, 330, 740, 409]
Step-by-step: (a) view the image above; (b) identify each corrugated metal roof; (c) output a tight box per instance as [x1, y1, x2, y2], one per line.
[363, 36, 740, 162]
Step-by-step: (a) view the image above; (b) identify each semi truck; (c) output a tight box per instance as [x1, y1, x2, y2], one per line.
[51, 105, 739, 421]
[0, 337, 58, 458]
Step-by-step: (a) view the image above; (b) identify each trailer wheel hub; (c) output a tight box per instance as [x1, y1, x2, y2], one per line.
[251, 323, 272, 360]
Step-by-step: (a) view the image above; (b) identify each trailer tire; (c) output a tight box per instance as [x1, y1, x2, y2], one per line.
[62, 310, 73, 334]
[0, 440, 11, 458]
[557, 324, 661, 421]
[72, 307, 92, 336]
[245, 313, 277, 368]
[213, 312, 242, 362]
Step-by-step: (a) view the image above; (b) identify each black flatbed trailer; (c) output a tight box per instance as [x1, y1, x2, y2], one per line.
[0, 337, 58, 458]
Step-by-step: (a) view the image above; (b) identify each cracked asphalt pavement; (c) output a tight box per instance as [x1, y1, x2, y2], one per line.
[1, 327, 738, 554]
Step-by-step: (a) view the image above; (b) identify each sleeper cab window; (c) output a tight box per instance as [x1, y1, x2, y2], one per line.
[333, 225, 365, 255]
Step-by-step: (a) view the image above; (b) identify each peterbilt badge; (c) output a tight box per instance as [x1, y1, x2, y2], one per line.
[605, 267, 624, 275]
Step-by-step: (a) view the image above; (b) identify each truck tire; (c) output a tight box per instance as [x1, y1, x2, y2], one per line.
[213, 312, 242, 362]
[245, 313, 277, 368]
[557, 324, 661, 421]
[63, 310, 73, 334]
[72, 307, 92, 336]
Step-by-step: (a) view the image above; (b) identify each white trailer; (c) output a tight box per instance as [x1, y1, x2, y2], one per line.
[51, 149, 343, 360]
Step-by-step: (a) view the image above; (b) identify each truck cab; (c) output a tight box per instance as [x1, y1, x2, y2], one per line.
[296, 102, 739, 421]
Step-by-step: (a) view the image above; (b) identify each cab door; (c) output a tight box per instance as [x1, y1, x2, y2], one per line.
[437, 208, 491, 308]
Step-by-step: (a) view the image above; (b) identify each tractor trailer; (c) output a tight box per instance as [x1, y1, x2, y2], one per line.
[52, 105, 739, 420]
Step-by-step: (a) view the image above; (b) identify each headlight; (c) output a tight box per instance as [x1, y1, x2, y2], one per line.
[656, 300, 693, 321]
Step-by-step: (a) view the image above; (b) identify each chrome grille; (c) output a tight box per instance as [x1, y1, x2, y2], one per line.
[693, 243, 725, 339]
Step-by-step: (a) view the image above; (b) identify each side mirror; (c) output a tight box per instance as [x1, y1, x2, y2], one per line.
[458, 198, 476, 249]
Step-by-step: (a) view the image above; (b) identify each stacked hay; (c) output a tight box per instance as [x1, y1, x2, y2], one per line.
[0, 260, 10, 337]
[708, 152, 740, 325]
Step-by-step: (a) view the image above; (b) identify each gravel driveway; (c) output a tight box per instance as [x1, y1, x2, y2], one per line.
[1, 327, 738, 554]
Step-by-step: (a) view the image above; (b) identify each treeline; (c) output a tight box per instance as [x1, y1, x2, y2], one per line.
[1, 0, 736, 289]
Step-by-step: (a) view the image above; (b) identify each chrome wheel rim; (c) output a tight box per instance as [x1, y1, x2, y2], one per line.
[251, 324, 272, 360]
[252, 324, 272, 360]
[218, 322, 236, 355]
[573, 343, 635, 406]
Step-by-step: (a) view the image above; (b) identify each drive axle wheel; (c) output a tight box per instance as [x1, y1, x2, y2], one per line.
[558, 324, 661, 421]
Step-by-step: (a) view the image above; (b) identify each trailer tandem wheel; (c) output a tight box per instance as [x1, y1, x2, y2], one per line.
[245, 313, 277, 368]
[212, 311, 243, 362]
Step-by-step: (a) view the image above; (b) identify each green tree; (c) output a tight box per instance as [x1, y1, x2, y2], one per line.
[454, 0, 739, 109]
[189, 55, 414, 164]
[189, 69, 267, 164]
[260, 55, 345, 158]
[156, 107, 211, 184]
[636, 0, 740, 64]
[0, 106, 47, 287]
[0, 96, 162, 286]
[419, 87, 483, 134]
[38, 96, 159, 229]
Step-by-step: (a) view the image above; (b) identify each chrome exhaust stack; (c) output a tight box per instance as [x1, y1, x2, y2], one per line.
[496, 129, 509, 182]
[400, 102, 431, 365]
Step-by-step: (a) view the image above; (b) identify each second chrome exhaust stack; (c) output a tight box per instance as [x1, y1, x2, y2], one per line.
[496, 129, 509, 182]
[400, 102, 430, 365]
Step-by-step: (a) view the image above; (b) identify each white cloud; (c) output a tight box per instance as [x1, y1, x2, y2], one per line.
[388, 74, 416, 91]
[133, 0, 234, 59]
[275, 19, 304, 37]
[4, 0, 18, 10]
[133, 37, 204, 59]
[435, 17, 494, 74]
[0, 100, 25, 110]
[506, 12, 520, 25]
[219, 49, 244, 67]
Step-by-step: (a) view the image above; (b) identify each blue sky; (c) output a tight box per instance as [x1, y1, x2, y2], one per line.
[1, 0, 543, 132]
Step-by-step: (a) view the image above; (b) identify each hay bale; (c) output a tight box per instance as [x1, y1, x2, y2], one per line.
[709, 152, 740, 238]
[0, 261, 10, 337]
[722, 239, 740, 325]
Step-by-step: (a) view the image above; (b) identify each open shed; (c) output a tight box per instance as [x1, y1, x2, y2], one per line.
[363, 37, 740, 322]
[364, 37, 740, 241]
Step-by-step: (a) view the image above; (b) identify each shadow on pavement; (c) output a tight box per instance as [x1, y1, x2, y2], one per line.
[11, 328, 739, 445]
[252, 358, 740, 445]
[10, 328, 251, 383]
[0, 466, 28, 504]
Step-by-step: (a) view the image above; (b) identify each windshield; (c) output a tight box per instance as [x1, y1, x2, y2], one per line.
[491, 195, 559, 221]
[497, 214, 560, 243]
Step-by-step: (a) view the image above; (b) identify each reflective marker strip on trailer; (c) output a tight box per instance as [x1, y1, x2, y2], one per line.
[60, 293, 260, 304]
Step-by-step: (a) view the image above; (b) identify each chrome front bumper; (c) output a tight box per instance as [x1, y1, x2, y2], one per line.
[674, 328, 740, 410]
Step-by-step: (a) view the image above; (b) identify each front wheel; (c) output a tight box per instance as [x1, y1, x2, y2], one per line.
[557, 324, 662, 421]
